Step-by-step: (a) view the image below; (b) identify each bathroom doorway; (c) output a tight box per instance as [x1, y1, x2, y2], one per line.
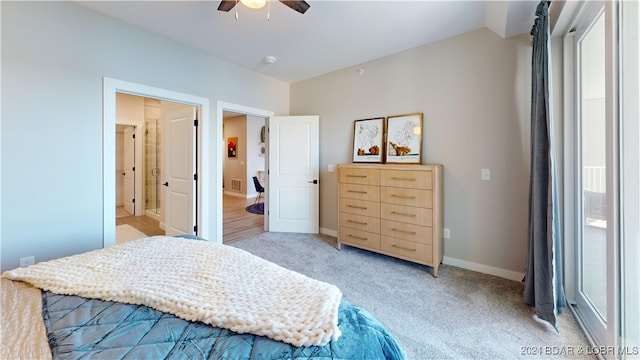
[113, 93, 197, 244]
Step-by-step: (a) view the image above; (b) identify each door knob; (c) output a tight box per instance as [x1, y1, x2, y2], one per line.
[308, 179, 318, 184]
[163, 182, 169, 187]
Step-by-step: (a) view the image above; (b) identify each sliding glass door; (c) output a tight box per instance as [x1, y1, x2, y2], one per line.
[565, 1, 640, 356]
[573, 3, 609, 346]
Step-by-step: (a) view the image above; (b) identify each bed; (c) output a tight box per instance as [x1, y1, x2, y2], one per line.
[1, 236, 406, 359]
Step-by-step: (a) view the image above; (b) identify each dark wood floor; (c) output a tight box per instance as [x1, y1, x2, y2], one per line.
[116, 194, 264, 244]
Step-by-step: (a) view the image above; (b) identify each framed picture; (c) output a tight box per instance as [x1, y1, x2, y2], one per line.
[227, 137, 238, 158]
[384, 113, 423, 164]
[352, 117, 385, 163]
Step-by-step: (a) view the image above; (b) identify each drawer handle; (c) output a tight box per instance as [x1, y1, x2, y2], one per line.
[348, 205, 368, 210]
[391, 211, 416, 217]
[347, 175, 367, 178]
[392, 244, 417, 252]
[391, 177, 416, 181]
[391, 194, 416, 199]
[348, 220, 368, 225]
[348, 190, 368, 194]
[391, 228, 417, 235]
[347, 235, 368, 241]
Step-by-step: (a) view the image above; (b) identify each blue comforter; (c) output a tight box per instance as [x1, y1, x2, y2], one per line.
[41, 290, 406, 359]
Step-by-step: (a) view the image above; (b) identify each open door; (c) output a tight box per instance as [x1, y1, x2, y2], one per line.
[123, 126, 135, 215]
[163, 107, 197, 236]
[268, 115, 319, 233]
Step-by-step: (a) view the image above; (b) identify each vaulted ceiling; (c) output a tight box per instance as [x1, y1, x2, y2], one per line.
[79, 1, 538, 83]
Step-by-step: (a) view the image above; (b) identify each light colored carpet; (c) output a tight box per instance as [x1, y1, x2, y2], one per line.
[115, 224, 147, 245]
[231, 232, 593, 359]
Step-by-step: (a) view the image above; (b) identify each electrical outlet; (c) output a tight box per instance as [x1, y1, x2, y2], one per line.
[481, 168, 491, 181]
[443, 228, 451, 239]
[20, 256, 35, 267]
[328, 164, 335, 172]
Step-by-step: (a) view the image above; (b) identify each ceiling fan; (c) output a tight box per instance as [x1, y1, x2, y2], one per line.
[218, 0, 310, 14]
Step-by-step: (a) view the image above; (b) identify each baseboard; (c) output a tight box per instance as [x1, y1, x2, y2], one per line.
[145, 210, 161, 222]
[314, 229, 523, 281]
[443, 256, 525, 281]
[320, 227, 337, 237]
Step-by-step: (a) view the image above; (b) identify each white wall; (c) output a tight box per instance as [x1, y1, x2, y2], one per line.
[291, 28, 532, 277]
[1, 1, 289, 271]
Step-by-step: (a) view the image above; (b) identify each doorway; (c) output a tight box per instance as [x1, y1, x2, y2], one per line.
[113, 94, 197, 243]
[116, 124, 136, 218]
[221, 108, 269, 244]
[103, 78, 210, 247]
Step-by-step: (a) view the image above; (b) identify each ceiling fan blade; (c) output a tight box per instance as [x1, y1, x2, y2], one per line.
[279, 0, 310, 14]
[218, 0, 237, 12]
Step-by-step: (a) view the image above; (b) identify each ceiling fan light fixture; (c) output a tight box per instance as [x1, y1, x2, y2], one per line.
[240, 0, 267, 9]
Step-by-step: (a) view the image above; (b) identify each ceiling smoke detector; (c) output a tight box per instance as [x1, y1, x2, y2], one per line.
[263, 56, 277, 64]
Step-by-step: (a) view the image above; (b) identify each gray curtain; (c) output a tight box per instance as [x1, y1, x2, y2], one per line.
[523, 1, 566, 331]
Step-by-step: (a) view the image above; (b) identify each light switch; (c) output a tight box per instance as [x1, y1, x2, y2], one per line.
[328, 164, 335, 172]
[481, 168, 491, 181]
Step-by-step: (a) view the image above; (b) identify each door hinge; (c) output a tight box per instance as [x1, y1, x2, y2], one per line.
[194, 119, 198, 127]
[193, 225, 198, 233]
[194, 173, 198, 181]
[132, 134, 135, 139]
[132, 166, 135, 172]
[132, 198, 135, 203]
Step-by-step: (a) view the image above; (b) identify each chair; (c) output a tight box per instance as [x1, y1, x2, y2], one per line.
[252, 176, 264, 204]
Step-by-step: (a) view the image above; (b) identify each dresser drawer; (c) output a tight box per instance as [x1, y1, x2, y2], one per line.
[340, 213, 380, 234]
[339, 167, 380, 185]
[381, 170, 432, 189]
[380, 187, 432, 208]
[380, 219, 432, 245]
[339, 198, 380, 217]
[381, 237, 432, 264]
[339, 183, 380, 202]
[381, 204, 432, 226]
[340, 227, 381, 250]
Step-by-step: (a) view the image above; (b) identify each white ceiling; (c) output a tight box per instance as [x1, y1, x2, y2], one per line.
[78, 0, 538, 83]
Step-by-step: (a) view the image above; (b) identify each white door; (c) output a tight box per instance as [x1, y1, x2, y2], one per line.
[268, 115, 319, 233]
[163, 107, 196, 236]
[123, 126, 135, 215]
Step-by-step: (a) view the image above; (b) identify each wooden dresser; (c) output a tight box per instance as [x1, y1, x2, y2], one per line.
[337, 163, 444, 277]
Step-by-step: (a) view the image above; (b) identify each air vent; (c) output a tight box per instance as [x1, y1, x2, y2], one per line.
[231, 179, 242, 192]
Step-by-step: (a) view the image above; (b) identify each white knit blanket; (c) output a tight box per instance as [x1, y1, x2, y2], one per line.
[2, 236, 343, 347]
